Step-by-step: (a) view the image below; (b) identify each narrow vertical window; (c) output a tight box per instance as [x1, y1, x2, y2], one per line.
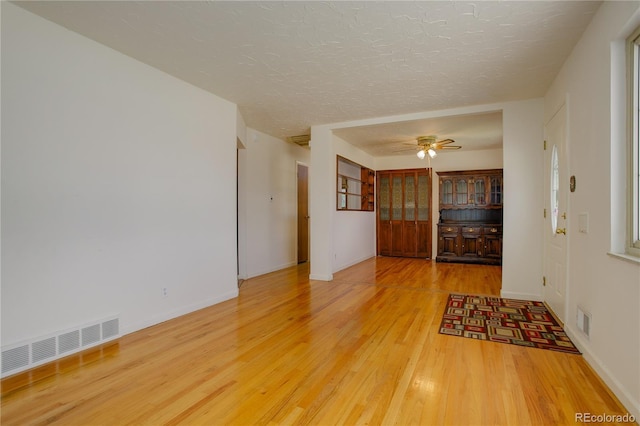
[634, 35, 640, 248]
[551, 145, 560, 235]
[629, 29, 640, 252]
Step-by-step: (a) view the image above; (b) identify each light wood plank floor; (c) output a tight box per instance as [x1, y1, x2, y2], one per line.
[1, 257, 634, 425]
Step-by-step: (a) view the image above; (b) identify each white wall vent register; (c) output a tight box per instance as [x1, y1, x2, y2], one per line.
[1, 315, 120, 377]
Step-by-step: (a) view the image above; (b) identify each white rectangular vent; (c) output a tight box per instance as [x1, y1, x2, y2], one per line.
[32, 337, 57, 363]
[577, 306, 591, 339]
[59, 330, 80, 354]
[1, 315, 120, 378]
[82, 324, 101, 346]
[102, 318, 119, 340]
[1, 345, 29, 374]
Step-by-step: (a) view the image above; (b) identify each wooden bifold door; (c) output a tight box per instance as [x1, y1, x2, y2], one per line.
[377, 169, 432, 258]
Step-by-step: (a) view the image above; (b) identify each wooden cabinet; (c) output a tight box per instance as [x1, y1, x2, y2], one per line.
[436, 169, 503, 265]
[439, 170, 503, 209]
[436, 224, 503, 264]
[482, 226, 503, 261]
[377, 169, 432, 258]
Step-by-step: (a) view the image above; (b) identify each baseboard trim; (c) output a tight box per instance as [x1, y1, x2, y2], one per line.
[499, 290, 543, 301]
[309, 273, 333, 281]
[333, 254, 375, 274]
[247, 261, 298, 279]
[121, 289, 239, 336]
[564, 325, 640, 420]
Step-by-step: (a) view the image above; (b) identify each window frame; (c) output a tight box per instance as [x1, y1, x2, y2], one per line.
[627, 26, 640, 257]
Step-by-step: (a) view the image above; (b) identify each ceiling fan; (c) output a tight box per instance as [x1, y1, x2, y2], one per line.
[408, 135, 462, 159]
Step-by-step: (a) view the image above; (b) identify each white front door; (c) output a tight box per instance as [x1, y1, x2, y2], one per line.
[543, 104, 568, 322]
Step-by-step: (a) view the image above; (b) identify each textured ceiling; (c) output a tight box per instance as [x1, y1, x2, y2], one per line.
[15, 1, 600, 155]
[333, 110, 503, 155]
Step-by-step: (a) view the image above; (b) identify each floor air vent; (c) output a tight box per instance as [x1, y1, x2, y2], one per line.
[577, 306, 591, 339]
[1, 315, 120, 377]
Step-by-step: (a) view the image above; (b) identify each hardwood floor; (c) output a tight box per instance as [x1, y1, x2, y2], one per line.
[1, 257, 633, 425]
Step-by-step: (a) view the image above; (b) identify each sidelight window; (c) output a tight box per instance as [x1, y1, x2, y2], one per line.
[628, 27, 640, 255]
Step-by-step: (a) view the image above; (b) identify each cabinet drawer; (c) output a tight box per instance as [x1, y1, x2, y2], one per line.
[461, 226, 481, 234]
[439, 225, 459, 234]
[483, 226, 501, 234]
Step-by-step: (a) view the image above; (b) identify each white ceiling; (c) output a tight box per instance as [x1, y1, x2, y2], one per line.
[15, 1, 601, 156]
[333, 110, 503, 155]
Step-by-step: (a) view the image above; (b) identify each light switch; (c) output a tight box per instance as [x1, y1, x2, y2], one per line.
[578, 212, 588, 234]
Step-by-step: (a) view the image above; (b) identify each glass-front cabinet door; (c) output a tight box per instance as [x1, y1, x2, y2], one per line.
[379, 175, 390, 221]
[404, 175, 415, 222]
[474, 178, 486, 205]
[490, 175, 503, 205]
[417, 174, 429, 222]
[441, 179, 453, 207]
[456, 179, 468, 205]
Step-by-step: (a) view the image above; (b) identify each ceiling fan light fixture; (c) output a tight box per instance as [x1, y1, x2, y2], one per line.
[428, 148, 437, 158]
[417, 149, 426, 159]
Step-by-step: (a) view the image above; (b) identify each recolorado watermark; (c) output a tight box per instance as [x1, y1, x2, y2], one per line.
[575, 412, 636, 423]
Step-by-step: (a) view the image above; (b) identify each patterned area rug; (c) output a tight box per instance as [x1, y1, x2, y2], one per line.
[439, 294, 581, 354]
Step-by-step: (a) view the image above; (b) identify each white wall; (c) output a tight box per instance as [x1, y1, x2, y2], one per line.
[242, 128, 310, 278]
[333, 136, 376, 272]
[1, 3, 238, 345]
[544, 1, 640, 417]
[309, 127, 335, 280]
[237, 112, 248, 280]
[501, 99, 545, 300]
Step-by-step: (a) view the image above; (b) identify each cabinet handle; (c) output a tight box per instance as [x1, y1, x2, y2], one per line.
[491, 228, 497, 233]
[446, 227, 453, 232]
[469, 227, 474, 232]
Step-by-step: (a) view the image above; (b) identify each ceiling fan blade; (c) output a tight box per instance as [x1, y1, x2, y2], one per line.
[393, 147, 418, 152]
[439, 145, 462, 150]
[434, 138, 455, 146]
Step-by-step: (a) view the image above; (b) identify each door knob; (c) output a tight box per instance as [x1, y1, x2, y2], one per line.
[556, 228, 566, 235]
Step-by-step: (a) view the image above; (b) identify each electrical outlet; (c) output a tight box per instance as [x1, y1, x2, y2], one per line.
[162, 287, 168, 297]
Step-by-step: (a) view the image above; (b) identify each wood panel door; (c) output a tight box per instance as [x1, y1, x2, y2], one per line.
[377, 169, 432, 259]
[297, 163, 309, 264]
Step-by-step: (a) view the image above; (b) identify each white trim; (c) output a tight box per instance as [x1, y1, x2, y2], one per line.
[247, 261, 299, 280]
[499, 290, 543, 301]
[607, 251, 640, 264]
[333, 255, 376, 274]
[121, 290, 238, 336]
[309, 273, 333, 281]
